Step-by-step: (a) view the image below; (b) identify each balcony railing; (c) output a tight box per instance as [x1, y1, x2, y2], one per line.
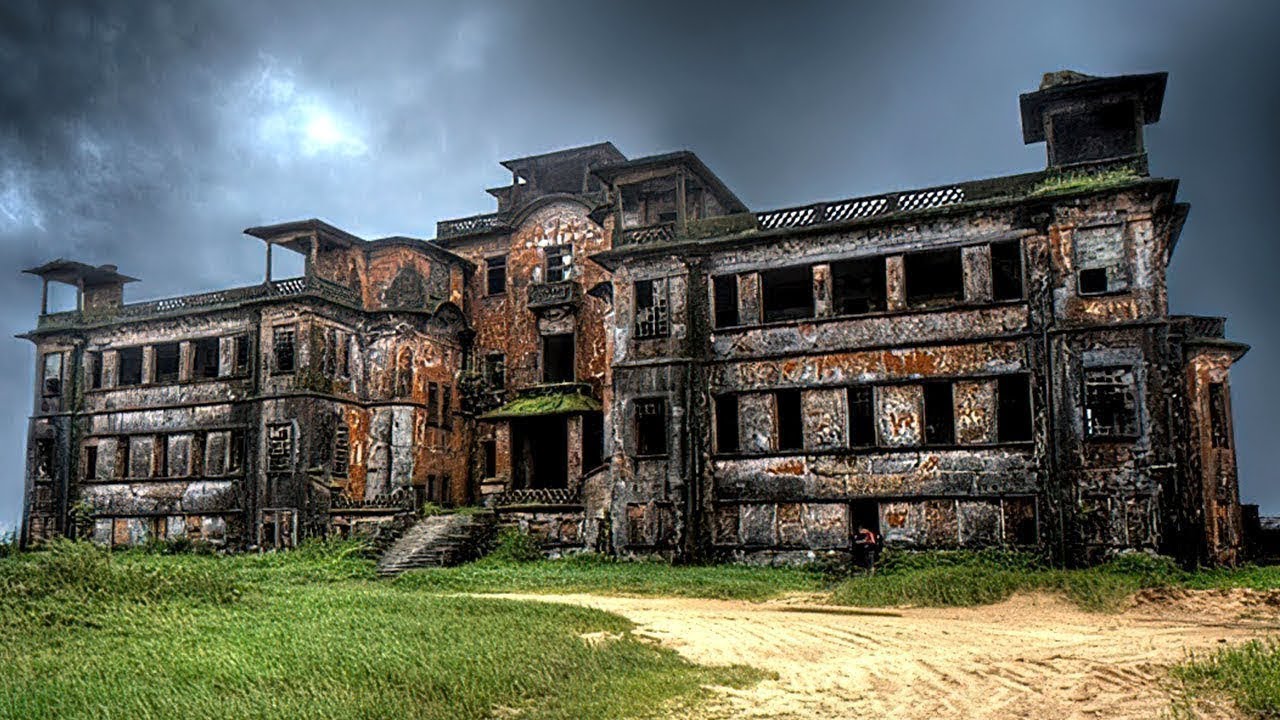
[527, 280, 581, 309]
[1172, 315, 1227, 339]
[493, 488, 579, 507]
[436, 212, 505, 239]
[36, 275, 361, 329]
[617, 222, 676, 248]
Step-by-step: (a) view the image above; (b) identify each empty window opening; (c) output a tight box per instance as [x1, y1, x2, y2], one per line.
[116, 436, 131, 479]
[923, 381, 956, 445]
[35, 439, 55, 479]
[1074, 224, 1128, 295]
[775, 389, 803, 451]
[332, 425, 350, 478]
[831, 257, 887, 315]
[427, 382, 439, 423]
[321, 329, 338, 378]
[715, 394, 740, 453]
[154, 343, 180, 383]
[118, 346, 144, 386]
[232, 334, 251, 375]
[441, 385, 453, 429]
[712, 274, 739, 328]
[335, 332, 350, 379]
[635, 398, 667, 456]
[193, 337, 220, 379]
[1209, 382, 1231, 449]
[87, 351, 103, 390]
[991, 241, 1024, 301]
[848, 385, 876, 447]
[634, 279, 670, 339]
[905, 248, 964, 308]
[83, 445, 98, 480]
[486, 255, 507, 295]
[1084, 367, 1138, 438]
[395, 348, 414, 399]
[481, 439, 497, 478]
[41, 352, 63, 397]
[761, 266, 814, 323]
[153, 435, 169, 478]
[227, 429, 246, 475]
[484, 353, 506, 389]
[272, 327, 296, 374]
[582, 411, 604, 471]
[1078, 268, 1109, 295]
[997, 374, 1033, 443]
[543, 333, 575, 383]
[852, 500, 881, 536]
[545, 245, 572, 283]
[1003, 497, 1038, 545]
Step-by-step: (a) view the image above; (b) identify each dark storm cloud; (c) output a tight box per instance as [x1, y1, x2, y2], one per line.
[2, 0, 1277, 530]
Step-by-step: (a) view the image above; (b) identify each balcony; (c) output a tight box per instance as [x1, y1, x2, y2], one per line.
[436, 212, 506, 240]
[617, 222, 676, 248]
[35, 275, 361, 330]
[527, 280, 581, 310]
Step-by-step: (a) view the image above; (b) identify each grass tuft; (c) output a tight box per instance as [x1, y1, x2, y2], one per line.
[1173, 639, 1280, 717]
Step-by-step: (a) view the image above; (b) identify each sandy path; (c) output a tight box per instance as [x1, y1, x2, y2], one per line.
[493, 590, 1279, 719]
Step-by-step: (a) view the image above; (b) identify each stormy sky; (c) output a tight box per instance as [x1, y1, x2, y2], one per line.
[1, 0, 1277, 531]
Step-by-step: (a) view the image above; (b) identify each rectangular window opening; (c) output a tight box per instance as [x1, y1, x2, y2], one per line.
[997, 374, 1033, 443]
[775, 389, 803, 451]
[88, 351, 103, 390]
[714, 394, 739, 453]
[542, 333, 575, 383]
[41, 352, 63, 397]
[545, 245, 572, 283]
[712, 274, 739, 329]
[232, 334, 251, 375]
[193, 337, 220, 379]
[486, 255, 507, 296]
[83, 445, 98, 480]
[905, 248, 964, 308]
[272, 327, 296, 374]
[635, 398, 667, 456]
[481, 439, 497, 479]
[848, 385, 876, 447]
[118, 346, 144, 386]
[116, 436, 130, 479]
[1078, 267, 1109, 295]
[154, 343, 180, 383]
[227, 429, 246, 475]
[831, 256, 887, 316]
[923, 381, 956, 445]
[761, 266, 815, 323]
[991, 241, 1025, 301]
[1209, 382, 1231, 449]
[1084, 366, 1138, 438]
[427, 382, 439, 423]
[582, 411, 604, 471]
[634, 279, 670, 339]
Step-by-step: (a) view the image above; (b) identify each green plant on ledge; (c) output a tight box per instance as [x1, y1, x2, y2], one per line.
[1030, 167, 1141, 197]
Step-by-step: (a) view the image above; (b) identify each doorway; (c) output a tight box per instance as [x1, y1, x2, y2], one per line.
[511, 418, 569, 490]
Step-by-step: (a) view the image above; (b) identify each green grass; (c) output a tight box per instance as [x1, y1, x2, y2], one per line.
[0, 541, 759, 720]
[1030, 167, 1142, 196]
[396, 552, 828, 601]
[1173, 639, 1280, 718]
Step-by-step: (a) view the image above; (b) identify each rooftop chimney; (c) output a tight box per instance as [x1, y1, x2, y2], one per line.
[1020, 70, 1167, 170]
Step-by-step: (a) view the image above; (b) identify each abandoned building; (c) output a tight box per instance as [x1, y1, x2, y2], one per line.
[19, 70, 1249, 566]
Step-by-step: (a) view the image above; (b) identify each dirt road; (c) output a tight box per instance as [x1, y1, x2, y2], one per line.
[497, 590, 1279, 719]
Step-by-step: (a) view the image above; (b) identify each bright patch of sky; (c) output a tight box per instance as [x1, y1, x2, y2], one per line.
[244, 58, 368, 160]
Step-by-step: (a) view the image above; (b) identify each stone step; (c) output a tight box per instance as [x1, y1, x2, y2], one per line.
[375, 511, 498, 576]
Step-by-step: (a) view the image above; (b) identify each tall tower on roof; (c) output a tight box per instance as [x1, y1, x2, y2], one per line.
[1019, 70, 1167, 171]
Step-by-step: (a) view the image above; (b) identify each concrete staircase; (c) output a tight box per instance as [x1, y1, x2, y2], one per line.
[376, 511, 497, 576]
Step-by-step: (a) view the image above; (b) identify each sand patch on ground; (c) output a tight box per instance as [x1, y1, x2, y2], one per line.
[492, 591, 1279, 719]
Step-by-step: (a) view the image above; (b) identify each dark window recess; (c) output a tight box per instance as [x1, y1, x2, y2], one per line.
[321, 329, 338, 378]
[427, 382, 439, 423]
[232, 334, 251, 374]
[1050, 100, 1138, 165]
[35, 439, 55, 478]
[332, 425, 350, 478]
[193, 337, 220, 379]
[1078, 268, 1110, 295]
[484, 353, 506, 389]
[273, 327, 296, 374]
[88, 351, 103, 390]
[775, 389, 803, 451]
[714, 394, 740, 453]
[1084, 367, 1139, 438]
[153, 435, 168, 478]
[395, 349, 414, 399]
[923, 381, 956, 445]
[335, 332, 350, 379]
[116, 436, 130, 479]
[831, 257, 887, 315]
[543, 333, 574, 383]
[441, 385, 453, 429]
[905, 248, 964, 307]
[997, 374, 1034, 443]
[41, 352, 63, 397]
[761, 266, 814, 323]
[634, 279, 670, 339]
[83, 445, 98, 480]
[545, 245, 572, 283]
[852, 499, 880, 535]
[227, 429, 246, 475]
[118, 346, 144, 386]
[990, 241, 1024, 301]
[582, 411, 604, 471]
[154, 343, 180, 383]
[635, 398, 667, 456]
[712, 275, 739, 328]
[481, 439, 497, 478]
[1209, 382, 1231, 449]
[848, 385, 876, 447]
[486, 255, 507, 295]
[266, 424, 293, 473]
[1003, 497, 1038, 545]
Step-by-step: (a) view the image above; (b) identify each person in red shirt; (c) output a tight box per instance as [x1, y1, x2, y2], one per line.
[853, 525, 880, 573]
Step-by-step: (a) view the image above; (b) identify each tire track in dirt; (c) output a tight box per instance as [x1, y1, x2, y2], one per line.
[491, 591, 1276, 719]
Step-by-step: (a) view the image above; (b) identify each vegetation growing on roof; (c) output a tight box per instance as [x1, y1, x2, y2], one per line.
[480, 391, 601, 418]
[1030, 167, 1142, 197]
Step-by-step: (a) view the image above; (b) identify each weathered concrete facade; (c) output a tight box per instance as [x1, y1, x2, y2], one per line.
[19, 70, 1248, 565]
